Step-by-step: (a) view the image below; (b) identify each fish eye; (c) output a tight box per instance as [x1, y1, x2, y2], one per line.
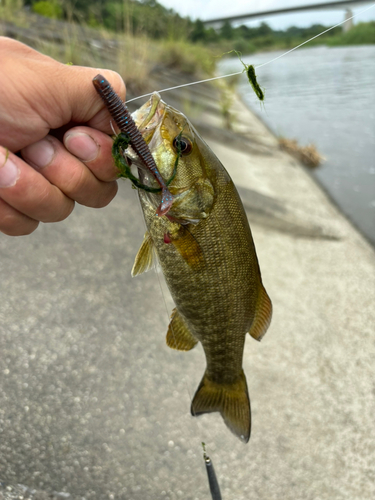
[173, 136, 193, 155]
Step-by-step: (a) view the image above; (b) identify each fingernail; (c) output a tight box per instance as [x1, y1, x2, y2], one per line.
[64, 132, 99, 162]
[22, 139, 55, 169]
[0, 148, 19, 188]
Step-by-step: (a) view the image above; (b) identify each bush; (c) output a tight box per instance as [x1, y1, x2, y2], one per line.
[232, 38, 256, 55]
[159, 40, 215, 76]
[327, 22, 375, 45]
[32, 1, 63, 19]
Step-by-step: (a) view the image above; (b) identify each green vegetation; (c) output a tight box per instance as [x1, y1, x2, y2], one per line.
[11, 0, 215, 84]
[9, 1, 375, 54]
[326, 21, 375, 46]
[190, 21, 344, 53]
[24, 0, 193, 39]
[189, 20, 375, 51]
[32, 0, 62, 18]
[2, 1, 373, 94]
[158, 39, 215, 75]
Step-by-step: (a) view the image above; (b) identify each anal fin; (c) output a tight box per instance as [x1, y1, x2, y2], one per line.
[166, 308, 198, 351]
[248, 285, 272, 341]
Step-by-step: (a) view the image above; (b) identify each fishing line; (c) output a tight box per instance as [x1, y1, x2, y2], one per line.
[149, 222, 210, 434]
[141, 215, 219, 498]
[126, 2, 375, 104]
[255, 3, 375, 69]
[152, 262, 197, 412]
[133, 173, 212, 469]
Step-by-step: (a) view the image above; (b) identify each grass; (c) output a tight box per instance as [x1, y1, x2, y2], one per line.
[112, 34, 154, 94]
[279, 137, 324, 169]
[157, 39, 216, 76]
[0, 5, 216, 96]
[0, 0, 29, 25]
[327, 22, 375, 46]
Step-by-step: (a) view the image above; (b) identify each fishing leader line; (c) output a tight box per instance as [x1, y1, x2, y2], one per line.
[126, 1, 375, 104]
[150, 220, 214, 421]
[142, 217, 225, 499]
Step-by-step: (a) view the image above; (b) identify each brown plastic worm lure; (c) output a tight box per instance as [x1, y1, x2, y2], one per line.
[92, 74, 173, 216]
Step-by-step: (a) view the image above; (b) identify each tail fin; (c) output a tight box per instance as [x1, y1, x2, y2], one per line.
[191, 370, 251, 443]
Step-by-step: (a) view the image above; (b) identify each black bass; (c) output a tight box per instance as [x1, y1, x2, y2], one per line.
[130, 93, 272, 443]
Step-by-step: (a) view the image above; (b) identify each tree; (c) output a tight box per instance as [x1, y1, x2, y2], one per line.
[257, 22, 272, 37]
[189, 19, 207, 42]
[220, 20, 234, 40]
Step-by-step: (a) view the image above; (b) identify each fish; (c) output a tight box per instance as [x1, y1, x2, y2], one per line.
[129, 93, 272, 443]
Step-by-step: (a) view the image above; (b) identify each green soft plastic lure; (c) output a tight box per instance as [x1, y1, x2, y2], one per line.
[221, 50, 265, 102]
[246, 63, 264, 101]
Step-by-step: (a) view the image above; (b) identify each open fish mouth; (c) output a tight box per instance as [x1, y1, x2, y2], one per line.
[124, 93, 166, 195]
[126, 92, 166, 173]
[131, 92, 165, 135]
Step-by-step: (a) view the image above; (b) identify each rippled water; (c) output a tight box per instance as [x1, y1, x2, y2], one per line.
[220, 45, 375, 245]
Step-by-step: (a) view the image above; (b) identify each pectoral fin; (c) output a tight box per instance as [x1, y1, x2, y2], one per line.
[191, 370, 251, 443]
[131, 232, 155, 277]
[248, 285, 272, 341]
[166, 225, 204, 271]
[166, 308, 198, 351]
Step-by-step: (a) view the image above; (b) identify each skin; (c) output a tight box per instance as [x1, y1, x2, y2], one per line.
[0, 37, 126, 236]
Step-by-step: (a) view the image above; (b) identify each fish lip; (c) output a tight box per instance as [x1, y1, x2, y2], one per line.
[135, 92, 164, 132]
[126, 93, 166, 190]
[128, 92, 165, 168]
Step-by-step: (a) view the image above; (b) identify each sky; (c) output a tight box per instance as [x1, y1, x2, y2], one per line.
[156, 0, 375, 29]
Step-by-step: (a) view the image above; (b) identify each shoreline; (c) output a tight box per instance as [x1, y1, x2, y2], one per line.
[238, 92, 375, 250]
[228, 45, 375, 250]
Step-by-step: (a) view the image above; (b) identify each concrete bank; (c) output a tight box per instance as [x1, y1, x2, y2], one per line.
[1, 72, 374, 500]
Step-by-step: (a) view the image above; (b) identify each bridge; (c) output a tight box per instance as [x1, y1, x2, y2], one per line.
[202, 0, 372, 32]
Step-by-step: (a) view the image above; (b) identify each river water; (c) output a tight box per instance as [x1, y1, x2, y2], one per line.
[219, 45, 375, 246]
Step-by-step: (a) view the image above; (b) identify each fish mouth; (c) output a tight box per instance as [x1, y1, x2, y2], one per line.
[127, 92, 167, 175]
[126, 93, 166, 191]
[131, 92, 165, 136]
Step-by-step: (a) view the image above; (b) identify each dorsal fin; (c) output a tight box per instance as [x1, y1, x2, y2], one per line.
[166, 308, 198, 351]
[248, 285, 272, 341]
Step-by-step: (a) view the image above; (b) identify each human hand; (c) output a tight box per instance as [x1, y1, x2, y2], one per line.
[0, 37, 126, 236]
